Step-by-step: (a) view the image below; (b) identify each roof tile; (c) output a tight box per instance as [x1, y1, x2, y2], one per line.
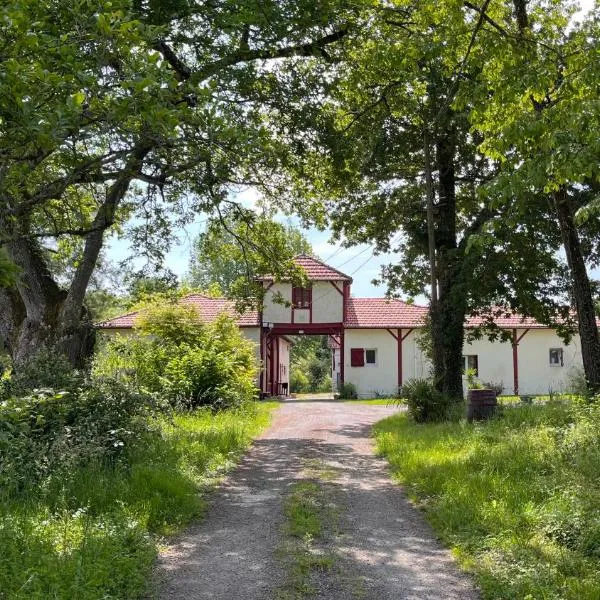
[97, 294, 260, 329]
[258, 254, 353, 282]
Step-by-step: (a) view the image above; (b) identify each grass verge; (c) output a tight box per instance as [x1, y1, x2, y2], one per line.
[276, 460, 340, 599]
[374, 401, 600, 600]
[0, 401, 277, 599]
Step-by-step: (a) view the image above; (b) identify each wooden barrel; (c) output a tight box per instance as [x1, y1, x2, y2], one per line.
[467, 389, 497, 421]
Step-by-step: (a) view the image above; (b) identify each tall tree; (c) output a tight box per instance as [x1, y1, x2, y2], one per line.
[270, 1, 570, 401]
[0, 0, 352, 366]
[470, 0, 600, 391]
[187, 214, 312, 300]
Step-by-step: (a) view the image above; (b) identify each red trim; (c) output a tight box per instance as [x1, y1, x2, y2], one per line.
[330, 281, 344, 296]
[340, 328, 345, 387]
[343, 282, 349, 322]
[386, 328, 399, 341]
[350, 348, 365, 367]
[309, 292, 313, 324]
[275, 336, 280, 396]
[398, 328, 402, 389]
[402, 328, 413, 341]
[259, 328, 264, 393]
[512, 328, 530, 394]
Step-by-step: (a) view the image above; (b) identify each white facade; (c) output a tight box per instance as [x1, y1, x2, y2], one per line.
[98, 256, 587, 400]
[335, 327, 584, 398]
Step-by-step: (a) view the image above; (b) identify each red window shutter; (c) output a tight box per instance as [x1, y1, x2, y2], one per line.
[292, 287, 299, 307]
[350, 348, 364, 367]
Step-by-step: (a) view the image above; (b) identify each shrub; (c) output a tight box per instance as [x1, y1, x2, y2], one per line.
[400, 378, 458, 423]
[94, 304, 259, 409]
[290, 369, 310, 393]
[4, 347, 85, 398]
[338, 382, 358, 399]
[0, 379, 155, 495]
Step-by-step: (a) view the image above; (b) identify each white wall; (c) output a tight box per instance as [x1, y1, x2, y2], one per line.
[344, 329, 399, 397]
[312, 281, 344, 323]
[261, 280, 344, 325]
[463, 329, 582, 395]
[262, 282, 292, 323]
[342, 327, 583, 398]
[241, 327, 261, 363]
[278, 338, 291, 387]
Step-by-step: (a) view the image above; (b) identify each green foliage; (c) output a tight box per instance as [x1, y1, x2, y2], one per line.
[187, 215, 313, 304]
[0, 379, 154, 495]
[94, 301, 259, 408]
[289, 336, 332, 393]
[0, 402, 277, 599]
[375, 401, 600, 599]
[401, 378, 458, 423]
[4, 347, 85, 398]
[338, 382, 358, 400]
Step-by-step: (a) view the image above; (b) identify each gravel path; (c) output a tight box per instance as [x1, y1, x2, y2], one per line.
[157, 400, 479, 599]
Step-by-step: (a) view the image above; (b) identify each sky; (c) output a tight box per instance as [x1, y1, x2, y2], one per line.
[106, 0, 596, 301]
[106, 187, 399, 299]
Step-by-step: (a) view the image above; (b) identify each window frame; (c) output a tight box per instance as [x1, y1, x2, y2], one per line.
[549, 348, 564, 367]
[462, 354, 479, 376]
[292, 286, 312, 309]
[364, 348, 377, 367]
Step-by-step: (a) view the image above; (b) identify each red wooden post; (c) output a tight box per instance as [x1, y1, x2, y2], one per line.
[398, 328, 402, 389]
[512, 328, 530, 395]
[340, 328, 345, 388]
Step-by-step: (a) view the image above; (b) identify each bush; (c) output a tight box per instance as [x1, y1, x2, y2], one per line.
[401, 378, 459, 423]
[0, 379, 155, 495]
[290, 369, 310, 393]
[338, 382, 358, 399]
[2, 347, 85, 399]
[94, 302, 259, 409]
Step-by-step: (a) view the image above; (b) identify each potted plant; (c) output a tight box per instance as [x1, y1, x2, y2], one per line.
[465, 369, 497, 421]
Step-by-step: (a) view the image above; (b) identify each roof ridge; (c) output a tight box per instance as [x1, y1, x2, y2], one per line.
[96, 308, 140, 327]
[294, 253, 353, 281]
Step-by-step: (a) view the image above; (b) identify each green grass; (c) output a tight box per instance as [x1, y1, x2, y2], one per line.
[374, 401, 600, 600]
[343, 398, 401, 405]
[276, 460, 341, 599]
[0, 402, 277, 599]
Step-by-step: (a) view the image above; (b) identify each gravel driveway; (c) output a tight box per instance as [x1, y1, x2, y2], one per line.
[158, 400, 478, 599]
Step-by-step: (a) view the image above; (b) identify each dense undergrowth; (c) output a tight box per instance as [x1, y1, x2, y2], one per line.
[0, 402, 276, 599]
[374, 401, 600, 599]
[0, 302, 274, 599]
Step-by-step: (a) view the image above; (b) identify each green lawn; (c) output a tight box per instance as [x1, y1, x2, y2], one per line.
[0, 402, 278, 599]
[374, 402, 600, 600]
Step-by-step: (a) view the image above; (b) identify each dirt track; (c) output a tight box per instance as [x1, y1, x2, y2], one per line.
[158, 400, 478, 599]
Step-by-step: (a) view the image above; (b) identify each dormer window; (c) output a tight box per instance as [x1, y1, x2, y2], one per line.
[292, 286, 312, 309]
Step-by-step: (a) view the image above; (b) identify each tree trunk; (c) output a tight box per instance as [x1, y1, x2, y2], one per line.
[428, 126, 466, 402]
[553, 188, 600, 392]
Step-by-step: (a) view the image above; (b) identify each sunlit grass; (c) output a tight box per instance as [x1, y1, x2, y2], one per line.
[0, 402, 277, 599]
[374, 402, 600, 600]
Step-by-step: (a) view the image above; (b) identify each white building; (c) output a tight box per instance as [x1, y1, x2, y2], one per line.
[98, 255, 585, 398]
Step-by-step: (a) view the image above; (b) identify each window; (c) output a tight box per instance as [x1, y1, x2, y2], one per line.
[463, 354, 479, 376]
[365, 349, 377, 366]
[292, 286, 312, 308]
[350, 348, 377, 367]
[350, 348, 365, 367]
[549, 348, 564, 367]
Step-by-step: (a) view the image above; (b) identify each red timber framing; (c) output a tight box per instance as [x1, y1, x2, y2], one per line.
[261, 323, 345, 395]
[512, 328, 530, 395]
[386, 328, 413, 389]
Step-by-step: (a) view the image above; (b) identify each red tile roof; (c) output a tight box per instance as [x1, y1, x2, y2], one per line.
[96, 294, 260, 329]
[344, 298, 428, 328]
[466, 309, 559, 329]
[258, 254, 353, 282]
[98, 294, 567, 332]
